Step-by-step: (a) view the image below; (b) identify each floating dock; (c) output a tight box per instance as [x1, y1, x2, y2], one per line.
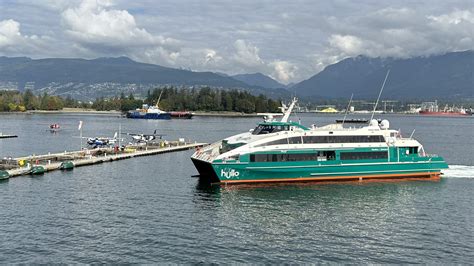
[0, 133, 18, 139]
[2, 141, 206, 178]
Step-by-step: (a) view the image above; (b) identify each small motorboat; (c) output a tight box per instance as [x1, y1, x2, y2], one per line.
[30, 165, 46, 175]
[60, 161, 74, 170]
[0, 170, 10, 180]
[49, 123, 61, 133]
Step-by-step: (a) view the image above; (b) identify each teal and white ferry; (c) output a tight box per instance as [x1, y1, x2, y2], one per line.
[191, 98, 448, 184]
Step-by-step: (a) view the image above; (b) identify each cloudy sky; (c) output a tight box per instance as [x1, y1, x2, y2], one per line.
[1, 0, 473, 83]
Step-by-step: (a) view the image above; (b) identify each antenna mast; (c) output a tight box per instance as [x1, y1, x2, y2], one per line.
[370, 69, 390, 121]
[156, 90, 164, 108]
[341, 93, 353, 127]
[281, 97, 297, 122]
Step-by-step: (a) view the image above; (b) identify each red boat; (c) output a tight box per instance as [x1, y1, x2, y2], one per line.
[170, 111, 194, 119]
[419, 101, 471, 117]
[419, 110, 470, 116]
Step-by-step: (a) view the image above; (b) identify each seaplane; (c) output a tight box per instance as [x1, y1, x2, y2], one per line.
[123, 130, 165, 143]
[81, 132, 123, 148]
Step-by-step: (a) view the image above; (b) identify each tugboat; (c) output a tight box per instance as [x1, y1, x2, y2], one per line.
[191, 98, 448, 184]
[126, 92, 171, 120]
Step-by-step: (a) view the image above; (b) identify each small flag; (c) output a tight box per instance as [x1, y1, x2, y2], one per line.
[78, 121, 83, 130]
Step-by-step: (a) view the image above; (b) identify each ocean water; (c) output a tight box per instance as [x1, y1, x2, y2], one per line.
[0, 113, 473, 263]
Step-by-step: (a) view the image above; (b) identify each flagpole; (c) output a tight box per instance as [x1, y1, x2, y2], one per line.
[80, 126, 83, 150]
[79, 120, 83, 150]
[118, 123, 121, 148]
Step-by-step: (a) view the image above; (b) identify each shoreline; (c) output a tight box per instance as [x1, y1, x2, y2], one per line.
[0, 108, 122, 116]
[28, 108, 122, 115]
[0, 109, 471, 118]
[0, 109, 263, 117]
[191, 111, 262, 117]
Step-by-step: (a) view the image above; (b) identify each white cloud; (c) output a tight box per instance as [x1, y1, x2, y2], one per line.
[269, 61, 298, 83]
[328, 35, 364, 56]
[0, 19, 22, 47]
[228, 40, 298, 83]
[60, 0, 182, 65]
[1, 1, 473, 82]
[0, 19, 47, 55]
[138, 47, 180, 66]
[232, 39, 264, 67]
[428, 10, 474, 24]
[204, 49, 222, 64]
[319, 7, 474, 67]
[62, 0, 158, 46]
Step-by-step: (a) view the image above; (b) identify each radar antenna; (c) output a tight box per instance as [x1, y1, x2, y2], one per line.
[156, 90, 164, 108]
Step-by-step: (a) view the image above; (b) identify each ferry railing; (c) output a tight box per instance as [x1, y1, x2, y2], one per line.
[194, 141, 221, 161]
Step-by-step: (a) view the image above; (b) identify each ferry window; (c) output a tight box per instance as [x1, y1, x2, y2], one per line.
[250, 152, 327, 162]
[227, 155, 239, 161]
[288, 136, 303, 144]
[406, 147, 418, 154]
[250, 154, 269, 162]
[303, 136, 324, 143]
[266, 138, 288, 146]
[252, 125, 290, 135]
[252, 125, 271, 135]
[318, 151, 336, 160]
[287, 153, 318, 161]
[340, 151, 388, 160]
[303, 135, 385, 143]
[273, 125, 289, 133]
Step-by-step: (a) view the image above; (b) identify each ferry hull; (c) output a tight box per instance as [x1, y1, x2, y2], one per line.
[191, 157, 220, 183]
[203, 159, 448, 184]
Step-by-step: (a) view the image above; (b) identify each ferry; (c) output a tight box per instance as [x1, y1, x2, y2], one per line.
[191, 98, 448, 184]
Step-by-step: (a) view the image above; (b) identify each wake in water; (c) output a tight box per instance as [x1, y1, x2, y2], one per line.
[443, 165, 474, 178]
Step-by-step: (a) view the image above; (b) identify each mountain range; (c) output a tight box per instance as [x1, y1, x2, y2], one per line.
[231, 73, 285, 89]
[0, 50, 472, 100]
[0, 56, 249, 88]
[291, 50, 473, 99]
[0, 56, 288, 100]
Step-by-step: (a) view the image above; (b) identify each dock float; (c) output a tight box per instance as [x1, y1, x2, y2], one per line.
[3, 141, 207, 178]
[0, 134, 18, 139]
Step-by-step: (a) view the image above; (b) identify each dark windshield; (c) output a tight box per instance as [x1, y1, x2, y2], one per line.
[252, 124, 289, 135]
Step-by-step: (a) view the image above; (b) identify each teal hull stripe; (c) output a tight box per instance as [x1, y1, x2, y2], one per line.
[310, 168, 440, 176]
[245, 161, 443, 169]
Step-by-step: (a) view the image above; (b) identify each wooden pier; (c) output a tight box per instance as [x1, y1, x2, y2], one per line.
[2, 141, 206, 178]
